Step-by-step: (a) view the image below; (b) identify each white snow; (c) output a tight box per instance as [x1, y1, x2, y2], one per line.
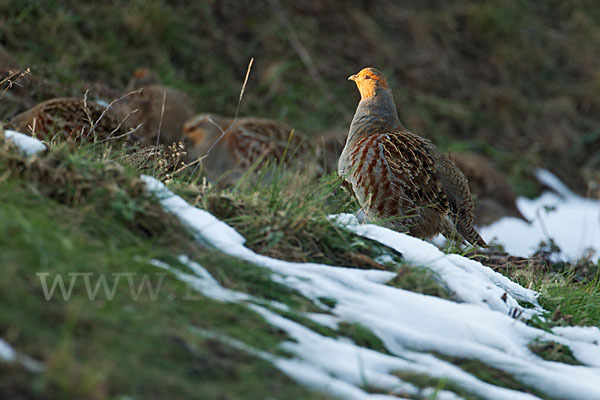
[143, 174, 600, 400]
[3, 130, 46, 156]
[0, 338, 44, 373]
[0, 339, 16, 362]
[481, 170, 600, 262]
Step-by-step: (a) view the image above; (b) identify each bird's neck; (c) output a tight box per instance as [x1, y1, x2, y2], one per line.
[349, 89, 402, 142]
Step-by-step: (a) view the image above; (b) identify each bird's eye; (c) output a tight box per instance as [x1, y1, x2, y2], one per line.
[364, 75, 370, 80]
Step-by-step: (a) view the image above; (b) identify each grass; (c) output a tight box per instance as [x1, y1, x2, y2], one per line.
[433, 354, 549, 399]
[537, 273, 600, 328]
[337, 322, 390, 354]
[387, 266, 455, 300]
[498, 253, 600, 329]
[190, 163, 404, 271]
[528, 340, 582, 365]
[1, 122, 598, 399]
[392, 371, 479, 400]
[394, 352, 550, 400]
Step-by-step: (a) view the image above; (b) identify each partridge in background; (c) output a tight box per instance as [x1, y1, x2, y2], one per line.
[316, 129, 347, 174]
[124, 69, 195, 147]
[339, 67, 487, 247]
[449, 152, 529, 226]
[183, 113, 309, 178]
[6, 97, 135, 144]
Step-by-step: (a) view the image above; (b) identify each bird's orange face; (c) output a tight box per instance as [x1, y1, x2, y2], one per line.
[348, 68, 389, 99]
[183, 114, 226, 155]
[183, 115, 209, 145]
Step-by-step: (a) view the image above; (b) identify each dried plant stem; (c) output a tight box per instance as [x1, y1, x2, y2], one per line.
[200, 57, 254, 161]
[0, 68, 31, 101]
[155, 91, 167, 148]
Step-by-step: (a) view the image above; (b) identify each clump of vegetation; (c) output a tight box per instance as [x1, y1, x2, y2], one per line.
[392, 371, 479, 400]
[387, 266, 455, 300]
[528, 340, 582, 365]
[191, 162, 404, 271]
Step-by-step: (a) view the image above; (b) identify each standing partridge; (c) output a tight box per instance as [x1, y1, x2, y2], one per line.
[339, 67, 487, 247]
[449, 152, 528, 226]
[6, 97, 136, 144]
[183, 113, 309, 177]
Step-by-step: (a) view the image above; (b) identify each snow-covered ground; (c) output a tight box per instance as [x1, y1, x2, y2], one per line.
[143, 175, 600, 400]
[481, 170, 600, 262]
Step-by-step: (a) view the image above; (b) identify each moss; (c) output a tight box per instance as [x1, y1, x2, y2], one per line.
[387, 266, 455, 300]
[434, 353, 550, 399]
[337, 322, 390, 354]
[528, 340, 582, 365]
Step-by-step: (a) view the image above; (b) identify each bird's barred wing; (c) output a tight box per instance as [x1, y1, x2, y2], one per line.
[380, 130, 450, 213]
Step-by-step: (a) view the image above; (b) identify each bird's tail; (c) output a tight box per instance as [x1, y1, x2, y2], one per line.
[441, 215, 488, 248]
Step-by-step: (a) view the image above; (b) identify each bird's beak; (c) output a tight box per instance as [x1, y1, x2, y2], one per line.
[348, 74, 357, 81]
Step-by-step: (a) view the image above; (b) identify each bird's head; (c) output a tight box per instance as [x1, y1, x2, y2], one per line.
[348, 67, 390, 100]
[128, 68, 160, 89]
[183, 113, 226, 152]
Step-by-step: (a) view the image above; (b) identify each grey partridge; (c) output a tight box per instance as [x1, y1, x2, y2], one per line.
[6, 97, 136, 144]
[183, 113, 309, 177]
[123, 69, 195, 147]
[339, 67, 487, 247]
[126, 68, 161, 91]
[449, 152, 528, 226]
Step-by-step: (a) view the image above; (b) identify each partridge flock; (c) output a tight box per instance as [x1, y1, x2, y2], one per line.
[2, 59, 524, 246]
[339, 68, 487, 247]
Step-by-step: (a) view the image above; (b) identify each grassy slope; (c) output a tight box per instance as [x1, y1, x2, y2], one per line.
[2, 1, 600, 193]
[0, 143, 336, 400]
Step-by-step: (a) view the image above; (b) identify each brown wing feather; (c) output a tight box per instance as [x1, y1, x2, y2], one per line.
[227, 118, 306, 168]
[381, 129, 450, 214]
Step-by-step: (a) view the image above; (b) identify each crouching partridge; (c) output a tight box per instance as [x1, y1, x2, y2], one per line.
[6, 97, 136, 144]
[183, 113, 309, 177]
[125, 68, 195, 147]
[449, 152, 528, 226]
[339, 67, 487, 247]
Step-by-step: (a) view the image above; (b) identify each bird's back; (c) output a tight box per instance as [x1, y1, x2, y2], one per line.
[225, 118, 308, 169]
[7, 98, 131, 143]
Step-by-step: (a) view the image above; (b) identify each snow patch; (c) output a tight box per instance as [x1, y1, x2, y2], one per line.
[0, 339, 44, 373]
[3, 130, 46, 156]
[0, 339, 16, 362]
[481, 170, 600, 262]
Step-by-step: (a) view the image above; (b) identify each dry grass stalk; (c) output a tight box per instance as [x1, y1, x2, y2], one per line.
[0, 68, 31, 101]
